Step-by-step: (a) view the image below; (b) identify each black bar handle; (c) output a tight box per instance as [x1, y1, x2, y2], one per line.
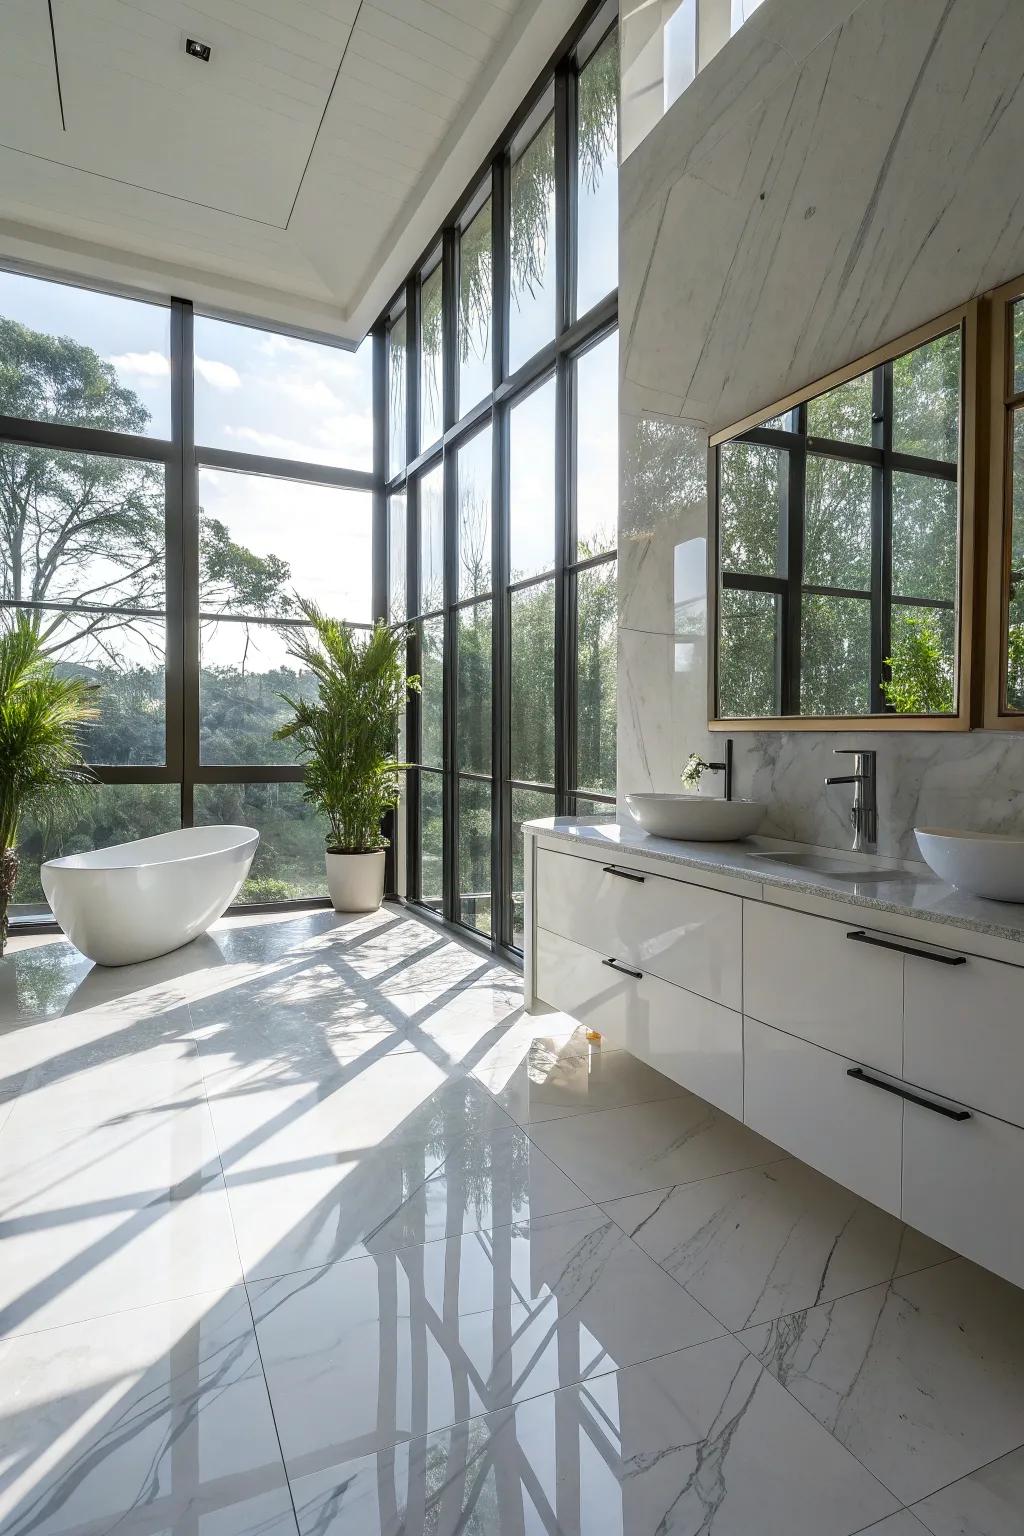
[846, 930, 966, 966]
[602, 865, 645, 884]
[603, 957, 643, 980]
[847, 1066, 971, 1121]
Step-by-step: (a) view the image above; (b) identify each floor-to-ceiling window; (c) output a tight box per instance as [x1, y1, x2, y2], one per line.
[384, 3, 619, 954]
[0, 270, 376, 917]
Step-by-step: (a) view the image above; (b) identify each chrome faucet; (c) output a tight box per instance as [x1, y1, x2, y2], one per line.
[705, 738, 733, 802]
[824, 749, 877, 854]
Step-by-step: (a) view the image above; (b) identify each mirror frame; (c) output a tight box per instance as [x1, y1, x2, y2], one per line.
[707, 301, 979, 733]
[982, 272, 1024, 729]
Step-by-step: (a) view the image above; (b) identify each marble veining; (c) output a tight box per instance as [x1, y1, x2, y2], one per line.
[4, 909, 1024, 1535]
[526, 818, 1024, 946]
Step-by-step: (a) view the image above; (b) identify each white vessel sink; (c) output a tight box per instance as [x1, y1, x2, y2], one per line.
[916, 827, 1024, 903]
[625, 793, 766, 842]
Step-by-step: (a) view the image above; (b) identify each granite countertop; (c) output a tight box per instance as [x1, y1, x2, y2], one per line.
[525, 816, 1024, 948]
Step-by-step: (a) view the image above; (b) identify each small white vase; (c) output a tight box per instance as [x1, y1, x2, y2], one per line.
[325, 849, 386, 913]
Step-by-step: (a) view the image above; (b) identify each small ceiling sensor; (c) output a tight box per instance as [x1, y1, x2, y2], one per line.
[185, 38, 212, 62]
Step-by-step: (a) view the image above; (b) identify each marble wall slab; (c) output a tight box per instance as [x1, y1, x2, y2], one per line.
[617, 0, 1024, 860]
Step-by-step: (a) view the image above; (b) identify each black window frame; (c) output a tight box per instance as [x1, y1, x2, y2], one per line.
[381, 0, 619, 959]
[2, 282, 383, 927]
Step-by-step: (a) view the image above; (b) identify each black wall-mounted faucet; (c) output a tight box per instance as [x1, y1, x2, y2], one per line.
[706, 738, 734, 802]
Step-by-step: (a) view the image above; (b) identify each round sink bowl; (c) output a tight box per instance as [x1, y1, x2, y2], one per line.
[626, 793, 766, 842]
[915, 827, 1024, 903]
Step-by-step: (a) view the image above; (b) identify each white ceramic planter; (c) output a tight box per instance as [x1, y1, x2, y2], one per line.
[325, 848, 386, 912]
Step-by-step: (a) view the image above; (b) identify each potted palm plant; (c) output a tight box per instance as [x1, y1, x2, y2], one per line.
[0, 614, 98, 956]
[275, 601, 418, 913]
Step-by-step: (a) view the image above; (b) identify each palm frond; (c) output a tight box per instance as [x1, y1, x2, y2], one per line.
[274, 604, 416, 852]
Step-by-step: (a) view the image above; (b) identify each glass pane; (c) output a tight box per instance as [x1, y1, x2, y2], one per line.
[719, 441, 786, 578]
[419, 262, 444, 450]
[577, 33, 619, 316]
[511, 787, 555, 948]
[194, 317, 372, 471]
[732, 0, 767, 28]
[884, 605, 955, 715]
[573, 796, 615, 820]
[892, 329, 961, 463]
[457, 602, 491, 774]
[199, 470, 371, 623]
[420, 615, 444, 769]
[457, 426, 492, 600]
[200, 619, 317, 766]
[418, 465, 444, 613]
[0, 445, 165, 611]
[418, 770, 443, 911]
[457, 778, 491, 935]
[388, 313, 407, 476]
[892, 471, 958, 602]
[510, 377, 556, 581]
[576, 562, 617, 795]
[800, 594, 871, 716]
[718, 587, 780, 717]
[388, 494, 407, 624]
[807, 371, 873, 446]
[576, 333, 619, 557]
[803, 455, 872, 591]
[0, 269, 171, 438]
[510, 580, 555, 783]
[14, 784, 180, 910]
[1, 607, 166, 767]
[1014, 300, 1024, 397]
[1006, 407, 1024, 709]
[509, 115, 556, 374]
[458, 199, 492, 414]
[195, 782, 327, 904]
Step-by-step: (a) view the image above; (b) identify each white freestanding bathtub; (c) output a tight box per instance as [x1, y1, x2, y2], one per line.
[41, 825, 259, 967]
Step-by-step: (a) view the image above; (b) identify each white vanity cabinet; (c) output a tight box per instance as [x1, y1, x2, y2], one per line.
[526, 823, 1024, 1292]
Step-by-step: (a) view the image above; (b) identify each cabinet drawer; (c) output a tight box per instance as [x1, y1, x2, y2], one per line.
[904, 952, 1024, 1128]
[743, 902, 902, 1075]
[902, 1095, 1024, 1290]
[535, 927, 743, 1118]
[535, 846, 742, 1011]
[743, 1017, 903, 1215]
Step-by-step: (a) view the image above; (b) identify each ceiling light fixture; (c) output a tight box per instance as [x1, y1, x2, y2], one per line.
[185, 38, 212, 62]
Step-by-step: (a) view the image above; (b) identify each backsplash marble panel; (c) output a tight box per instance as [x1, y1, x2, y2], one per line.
[616, 0, 1024, 861]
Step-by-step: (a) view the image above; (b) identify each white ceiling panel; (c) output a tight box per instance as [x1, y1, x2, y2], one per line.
[0, 0, 588, 341]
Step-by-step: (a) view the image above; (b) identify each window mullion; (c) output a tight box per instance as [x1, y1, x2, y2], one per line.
[782, 406, 805, 715]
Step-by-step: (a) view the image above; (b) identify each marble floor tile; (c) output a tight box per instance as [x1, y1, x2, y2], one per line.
[527, 1091, 782, 1203]
[4, 1040, 207, 1133]
[285, 1335, 897, 1535]
[739, 1258, 1024, 1504]
[251, 1206, 724, 1467]
[0, 1000, 195, 1088]
[0, 1286, 296, 1536]
[472, 1027, 691, 1125]
[229, 1121, 591, 1282]
[912, 1444, 1024, 1535]
[0, 933, 205, 1023]
[604, 1158, 951, 1331]
[207, 1059, 514, 1181]
[0, 1104, 241, 1337]
[855, 1517, 931, 1535]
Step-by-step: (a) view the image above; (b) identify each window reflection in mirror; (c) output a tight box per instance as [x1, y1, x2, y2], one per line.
[713, 320, 965, 725]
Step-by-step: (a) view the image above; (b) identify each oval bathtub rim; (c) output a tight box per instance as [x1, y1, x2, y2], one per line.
[41, 825, 260, 875]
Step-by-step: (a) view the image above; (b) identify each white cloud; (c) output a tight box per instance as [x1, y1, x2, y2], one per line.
[195, 356, 241, 390]
[108, 350, 170, 377]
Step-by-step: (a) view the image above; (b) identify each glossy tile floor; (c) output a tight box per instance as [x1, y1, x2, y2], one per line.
[2, 906, 1023, 1535]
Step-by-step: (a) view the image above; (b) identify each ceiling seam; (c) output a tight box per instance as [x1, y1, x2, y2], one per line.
[285, 1, 367, 231]
[46, 0, 66, 132]
[0, 143, 290, 230]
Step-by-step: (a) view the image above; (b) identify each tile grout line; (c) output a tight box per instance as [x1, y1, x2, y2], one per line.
[195, 994, 303, 1536]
